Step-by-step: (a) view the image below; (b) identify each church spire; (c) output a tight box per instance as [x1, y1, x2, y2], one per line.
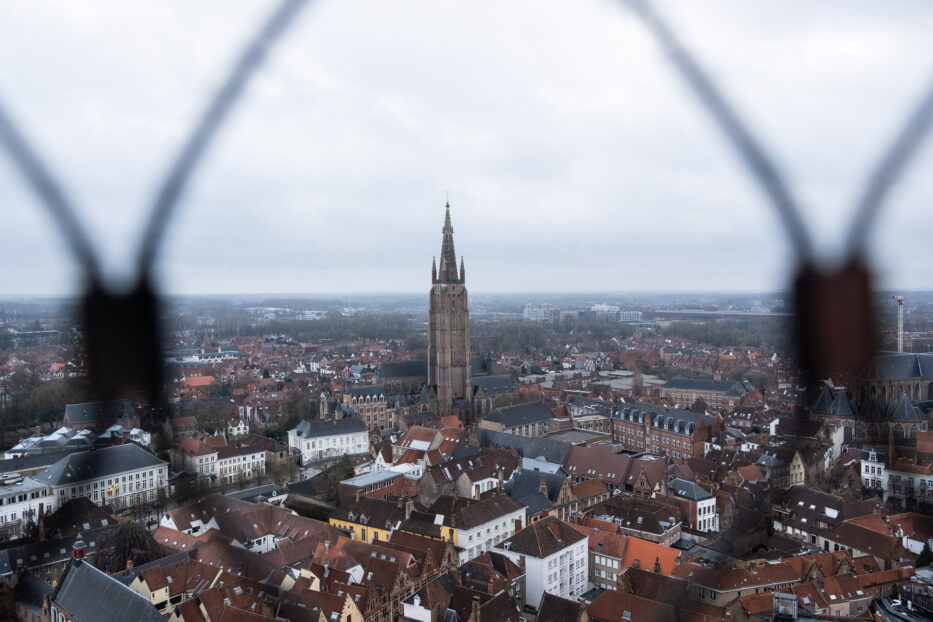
[432, 256, 437, 282]
[460, 256, 465, 282]
[438, 201, 459, 283]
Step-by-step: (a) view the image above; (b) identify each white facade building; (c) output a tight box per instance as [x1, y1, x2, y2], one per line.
[0, 474, 57, 539]
[523, 303, 556, 323]
[217, 445, 266, 484]
[495, 518, 588, 609]
[288, 417, 368, 465]
[35, 444, 168, 509]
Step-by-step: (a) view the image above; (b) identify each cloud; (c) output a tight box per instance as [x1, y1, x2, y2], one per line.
[0, 0, 932, 296]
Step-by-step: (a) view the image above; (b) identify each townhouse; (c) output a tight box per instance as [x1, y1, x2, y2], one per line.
[611, 404, 719, 463]
[494, 517, 589, 609]
[216, 442, 266, 484]
[567, 523, 680, 591]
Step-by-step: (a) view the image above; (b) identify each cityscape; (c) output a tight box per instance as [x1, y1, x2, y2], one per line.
[0, 203, 930, 622]
[2, 2, 933, 622]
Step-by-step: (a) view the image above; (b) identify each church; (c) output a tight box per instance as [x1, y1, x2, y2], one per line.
[373, 202, 519, 423]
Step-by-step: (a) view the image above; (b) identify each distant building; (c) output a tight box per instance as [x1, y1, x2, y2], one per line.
[660, 377, 750, 412]
[618, 310, 642, 322]
[523, 303, 556, 323]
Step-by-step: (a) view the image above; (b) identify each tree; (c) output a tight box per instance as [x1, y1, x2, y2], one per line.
[918, 543, 932, 567]
[94, 521, 163, 574]
[264, 423, 285, 442]
[283, 390, 313, 430]
[320, 455, 355, 502]
[262, 369, 271, 379]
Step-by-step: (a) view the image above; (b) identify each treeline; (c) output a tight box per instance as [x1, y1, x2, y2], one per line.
[662, 319, 793, 351]
[1, 377, 93, 433]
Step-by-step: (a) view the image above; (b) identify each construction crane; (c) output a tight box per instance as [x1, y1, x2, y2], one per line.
[893, 295, 905, 353]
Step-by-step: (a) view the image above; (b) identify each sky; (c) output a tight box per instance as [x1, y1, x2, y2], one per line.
[1, 1, 933, 296]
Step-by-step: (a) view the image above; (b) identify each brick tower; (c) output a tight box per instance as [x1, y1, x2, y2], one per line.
[428, 202, 471, 412]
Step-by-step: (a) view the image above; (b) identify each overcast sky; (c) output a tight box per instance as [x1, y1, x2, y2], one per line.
[2, 1, 933, 296]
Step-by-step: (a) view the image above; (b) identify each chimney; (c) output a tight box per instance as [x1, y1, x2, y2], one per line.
[405, 498, 413, 521]
[498, 468, 504, 491]
[324, 540, 330, 553]
[654, 557, 662, 573]
[126, 559, 134, 575]
[355, 488, 364, 502]
[397, 495, 404, 509]
[471, 595, 481, 621]
[539, 475, 548, 496]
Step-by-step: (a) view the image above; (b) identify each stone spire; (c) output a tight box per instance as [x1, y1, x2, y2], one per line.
[437, 201, 459, 283]
[432, 256, 437, 282]
[460, 256, 465, 282]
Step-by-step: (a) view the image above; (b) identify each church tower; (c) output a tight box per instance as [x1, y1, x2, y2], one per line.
[428, 202, 471, 412]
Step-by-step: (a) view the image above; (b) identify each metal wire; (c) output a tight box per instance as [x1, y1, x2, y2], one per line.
[623, 0, 815, 262]
[137, 0, 311, 275]
[846, 75, 933, 256]
[0, 98, 103, 285]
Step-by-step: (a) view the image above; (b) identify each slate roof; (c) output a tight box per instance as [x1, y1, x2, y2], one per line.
[36, 443, 165, 487]
[811, 384, 835, 412]
[471, 356, 490, 375]
[0, 447, 86, 475]
[52, 558, 163, 621]
[486, 401, 554, 429]
[669, 477, 713, 501]
[346, 385, 384, 398]
[378, 360, 428, 379]
[472, 374, 517, 396]
[865, 353, 933, 380]
[505, 470, 565, 503]
[0, 524, 119, 576]
[12, 570, 53, 615]
[536, 592, 586, 622]
[475, 429, 572, 464]
[496, 517, 586, 558]
[290, 416, 367, 439]
[64, 400, 134, 425]
[888, 393, 923, 420]
[827, 388, 858, 418]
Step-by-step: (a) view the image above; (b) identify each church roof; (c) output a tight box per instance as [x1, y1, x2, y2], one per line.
[436, 202, 462, 284]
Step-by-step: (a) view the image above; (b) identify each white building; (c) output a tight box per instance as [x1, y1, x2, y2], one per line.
[0, 473, 57, 539]
[172, 437, 218, 478]
[495, 517, 588, 608]
[445, 494, 527, 565]
[861, 447, 887, 491]
[228, 413, 250, 438]
[217, 444, 266, 484]
[35, 444, 168, 509]
[288, 417, 369, 465]
[523, 303, 556, 323]
[670, 478, 720, 533]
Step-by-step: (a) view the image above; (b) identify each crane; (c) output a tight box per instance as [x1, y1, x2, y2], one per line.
[892, 295, 905, 353]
